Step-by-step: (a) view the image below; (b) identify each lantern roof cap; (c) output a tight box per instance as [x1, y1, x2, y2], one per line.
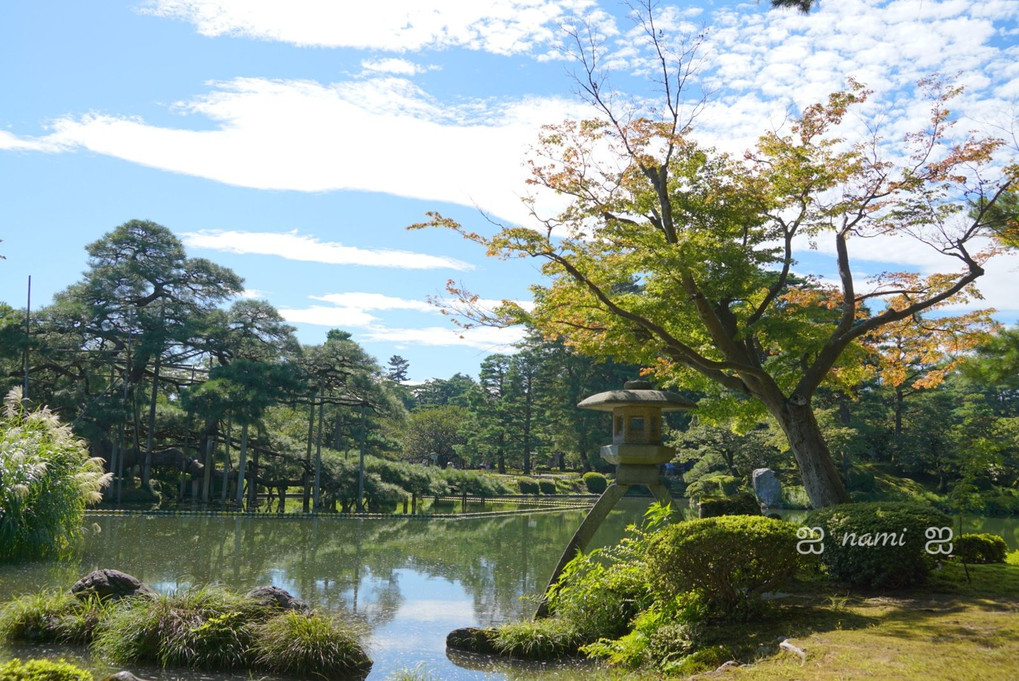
[577, 380, 696, 412]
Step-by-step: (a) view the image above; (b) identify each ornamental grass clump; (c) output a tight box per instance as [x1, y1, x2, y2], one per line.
[491, 618, 586, 660]
[0, 388, 110, 562]
[806, 501, 951, 589]
[0, 591, 110, 644]
[91, 586, 264, 669]
[252, 611, 372, 679]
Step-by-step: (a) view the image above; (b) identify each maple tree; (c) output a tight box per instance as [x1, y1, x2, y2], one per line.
[416, 6, 1017, 507]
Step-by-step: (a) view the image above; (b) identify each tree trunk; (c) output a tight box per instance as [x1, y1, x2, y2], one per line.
[143, 354, 161, 489]
[769, 400, 851, 508]
[236, 421, 249, 509]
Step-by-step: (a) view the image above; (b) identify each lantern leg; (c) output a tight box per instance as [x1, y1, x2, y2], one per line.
[647, 482, 672, 507]
[534, 482, 628, 619]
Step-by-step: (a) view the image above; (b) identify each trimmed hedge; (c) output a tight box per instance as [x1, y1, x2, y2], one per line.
[806, 501, 951, 590]
[647, 516, 801, 620]
[953, 533, 1008, 564]
[537, 479, 558, 495]
[697, 492, 761, 518]
[517, 478, 540, 494]
[582, 472, 608, 494]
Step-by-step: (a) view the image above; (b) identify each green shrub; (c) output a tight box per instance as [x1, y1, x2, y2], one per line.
[252, 611, 371, 679]
[582, 472, 608, 494]
[1007, 550, 1019, 566]
[685, 474, 739, 500]
[537, 479, 558, 495]
[648, 516, 801, 621]
[0, 658, 92, 681]
[806, 501, 951, 590]
[546, 506, 669, 641]
[697, 492, 761, 518]
[517, 477, 540, 494]
[953, 533, 1008, 564]
[0, 389, 110, 561]
[581, 595, 705, 670]
[491, 617, 586, 660]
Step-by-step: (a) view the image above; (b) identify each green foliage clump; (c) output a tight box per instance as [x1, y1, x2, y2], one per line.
[647, 516, 800, 620]
[537, 479, 558, 495]
[252, 611, 371, 679]
[92, 586, 263, 668]
[0, 591, 110, 644]
[1007, 550, 1019, 566]
[685, 473, 740, 500]
[517, 477, 540, 494]
[582, 471, 608, 494]
[0, 389, 110, 561]
[953, 533, 1008, 564]
[491, 617, 586, 660]
[697, 492, 761, 518]
[581, 595, 706, 670]
[806, 501, 951, 589]
[0, 659, 92, 681]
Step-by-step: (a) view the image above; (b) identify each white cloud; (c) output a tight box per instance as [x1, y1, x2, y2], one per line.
[310, 292, 436, 313]
[279, 305, 379, 327]
[140, 0, 605, 54]
[362, 324, 527, 350]
[180, 229, 473, 270]
[360, 58, 436, 76]
[5, 76, 580, 224]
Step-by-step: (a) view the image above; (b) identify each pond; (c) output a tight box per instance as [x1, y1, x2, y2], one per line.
[1, 501, 1016, 681]
[0, 499, 654, 681]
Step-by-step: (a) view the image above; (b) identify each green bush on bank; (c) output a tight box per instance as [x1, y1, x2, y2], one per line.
[537, 479, 558, 495]
[648, 516, 800, 621]
[582, 472, 608, 494]
[0, 659, 92, 681]
[806, 501, 951, 589]
[697, 492, 761, 518]
[953, 533, 1008, 564]
[517, 477, 540, 494]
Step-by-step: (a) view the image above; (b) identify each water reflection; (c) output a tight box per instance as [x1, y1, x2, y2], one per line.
[0, 501, 652, 680]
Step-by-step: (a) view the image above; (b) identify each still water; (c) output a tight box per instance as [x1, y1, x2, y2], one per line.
[1, 503, 1016, 680]
[0, 500, 653, 681]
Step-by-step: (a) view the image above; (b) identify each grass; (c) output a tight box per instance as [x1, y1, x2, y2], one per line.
[2, 584, 372, 679]
[492, 617, 588, 660]
[0, 592, 110, 645]
[252, 610, 371, 679]
[686, 562, 1019, 681]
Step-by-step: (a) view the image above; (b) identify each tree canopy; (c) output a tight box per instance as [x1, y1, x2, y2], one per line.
[416, 14, 1018, 507]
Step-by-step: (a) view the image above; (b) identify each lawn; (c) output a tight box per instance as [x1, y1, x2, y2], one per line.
[704, 562, 1019, 681]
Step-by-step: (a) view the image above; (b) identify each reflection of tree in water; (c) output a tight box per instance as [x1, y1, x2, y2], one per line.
[66, 510, 608, 632]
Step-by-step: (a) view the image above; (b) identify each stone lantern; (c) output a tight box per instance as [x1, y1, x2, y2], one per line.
[535, 379, 695, 617]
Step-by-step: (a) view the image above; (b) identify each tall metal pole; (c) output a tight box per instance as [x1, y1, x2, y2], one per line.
[22, 275, 31, 402]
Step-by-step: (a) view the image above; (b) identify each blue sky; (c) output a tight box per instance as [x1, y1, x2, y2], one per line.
[2, 0, 1018, 382]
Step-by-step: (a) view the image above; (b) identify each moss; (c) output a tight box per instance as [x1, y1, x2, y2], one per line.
[0, 659, 92, 681]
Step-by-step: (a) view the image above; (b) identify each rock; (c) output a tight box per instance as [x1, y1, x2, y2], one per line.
[752, 468, 783, 508]
[446, 627, 499, 654]
[70, 569, 157, 601]
[245, 585, 309, 612]
[100, 672, 152, 681]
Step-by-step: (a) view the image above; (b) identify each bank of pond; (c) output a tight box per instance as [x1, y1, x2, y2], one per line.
[1, 501, 1018, 680]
